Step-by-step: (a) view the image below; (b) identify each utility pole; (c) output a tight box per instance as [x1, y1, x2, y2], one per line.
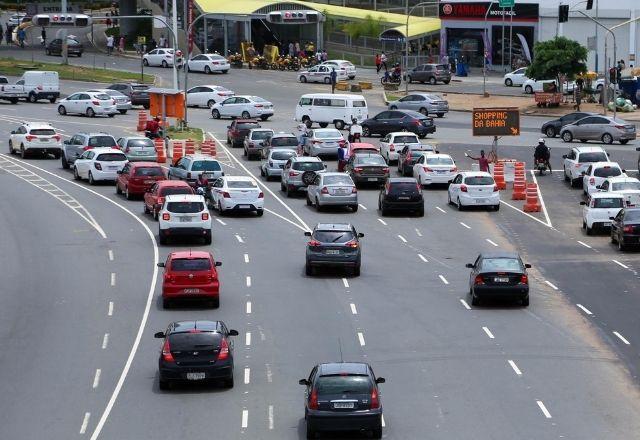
[594, 0, 599, 71]
[61, 0, 68, 65]
[171, 0, 179, 90]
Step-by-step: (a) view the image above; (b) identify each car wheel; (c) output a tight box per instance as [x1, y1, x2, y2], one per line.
[212, 109, 221, 119]
[211, 297, 220, 308]
[457, 197, 464, 211]
[49, 97, 57, 104]
[241, 111, 251, 119]
[218, 201, 225, 215]
[471, 289, 480, 306]
[108, 113, 115, 118]
[28, 93, 37, 103]
[159, 230, 168, 245]
[419, 107, 428, 116]
[319, 122, 328, 128]
[73, 166, 81, 180]
[8, 141, 13, 154]
[125, 186, 132, 200]
[204, 66, 211, 74]
[153, 208, 159, 221]
[602, 133, 614, 144]
[586, 223, 593, 235]
[144, 202, 150, 214]
[493, 204, 500, 211]
[20, 145, 27, 159]
[45, 48, 51, 55]
[256, 209, 264, 217]
[436, 113, 444, 118]
[525, 85, 533, 94]
[162, 298, 171, 309]
[305, 263, 314, 276]
[143, 59, 149, 66]
[58, 105, 67, 115]
[324, 77, 330, 84]
[522, 296, 530, 307]
[447, 192, 452, 205]
[561, 131, 573, 142]
[158, 379, 170, 390]
[315, 198, 322, 211]
[161, 60, 168, 68]
[86, 107, 95, 118]
[243, 147, 247, 157]
[352, 204, 358, 212]
[306, 423, 317, 439]
[620, 139, 629, 145]
[116, 182, 122, 194]
[362, 126, 371, 137]
[204, 234, 212, 245]
[428, 76, 436, 85]
[545, 126, 556, 137]
[207, 100, 216, 109]
[306, 194, 312, 206]
[563, 167, 570, 182]
[353, 264, 361, 277]
[417, 207, 425, 217]
[300, 75, 307, 83]
[119, 109, 127, 115]
[407, 75, 413, 83]
[505, 78, 513, 87]
[335, 120, 345, 130]
[618, 238, 626, 251]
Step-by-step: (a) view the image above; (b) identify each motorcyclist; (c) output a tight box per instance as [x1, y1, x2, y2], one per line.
[348, 117, 362, 143]
[534, 138, 551, 172]
[392, 63, 401, 80]
[145, 116, 161, 139]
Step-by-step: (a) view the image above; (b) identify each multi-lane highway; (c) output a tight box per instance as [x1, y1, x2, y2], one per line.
[2, 47, 640, 439]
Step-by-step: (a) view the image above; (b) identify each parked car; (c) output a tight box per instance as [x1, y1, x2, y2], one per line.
[8, 13, 26, 27]
[345, 153, 389, 186]
[413, 153, 457, 187]
[306, 172, 358, 212]
[243, 128, 274, 160]
[207, 176, 264, 216]
[186, 84, 234, 108]
[522, 78, 556, 94]
[563, 146, 610, 187]
[107, 83, 150, 108]
[143, 48, 183, 68]
[87, 88, 131, 114]
[321, 59, 356, 79]
[447, 171, 500, 211]
[211, 95, 274, 120]
[73, 147, 128, 184]
[298, 65, 347, 84]
[560, 115, 636, 145]
[540, 112, 595, 138]
[387, 93, 449, 117]
[57, 91, 117, 118]
[168, 155, 223, 186]
[261, 149, 297, 180]
[116, 136, 157, 162]
[45, 37, 84, 57]
[116, 162, 166, 199]
[0, 75, 27, 103]
[580, 193, 625, 235]
[281, 156, 326, 197]
[144, 180, 194, 220]
[158, 251, 222, 308]
[304, 223, 364, 276]
[405, 63, 451, 85]
[302, 128, 345, 157]
[503, 67, 529, 87]
[397, 144, 438, 176]
[361, 110, 435, 138]
[226, 119, 261, 147]
[379, 132, 422, 164]
[186, 54, 230, 74]
[378, 177, 424, 216]
[158, 194, 212, 244]
[9, 121, 62, 159]
[467, 252, 531, 306]
[610, 208, 640, 250]
[61, 132, 117, 169]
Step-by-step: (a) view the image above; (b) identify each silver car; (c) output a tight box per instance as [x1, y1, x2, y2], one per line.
[116, 136, 157, 162]
[306, 172, 358, 212]
[244, 128, 274, 160]
[388, 93, 449, 118]
[87, 88, 132, 114]
[303, 128, 345, 157]
[560, 115, 637, 145]
[281, 156, 326, 197]
[168, 154, 224, 185]
[261, 149, 297, 180]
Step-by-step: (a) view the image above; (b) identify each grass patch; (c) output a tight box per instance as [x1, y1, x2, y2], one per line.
[0, 57, 154, 83]
[167, 126, 203, 142]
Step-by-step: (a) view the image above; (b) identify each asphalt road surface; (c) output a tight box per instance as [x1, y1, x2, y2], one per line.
[2, 55, 640, 440]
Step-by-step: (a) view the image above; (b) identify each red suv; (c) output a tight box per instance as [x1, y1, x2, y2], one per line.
[116, 162, 166, 199]
[144, 180, 194, 220]
[227, 119, 260, 147]
[158, 251, 222, 308]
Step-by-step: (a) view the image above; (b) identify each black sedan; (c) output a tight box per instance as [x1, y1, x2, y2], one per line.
[154, 320, 239, 390]
[610, 208, 640, 251]
[397, 145, 437, 176]
[345, 153, 389, 186]
[541, 111, 594, 138]
[299, 362, 385, 439]
[45, 38, 84, 57]
[466, 252, 531, 306]
[305, 223, 363, 276]
[361, 110, 435, 138]
[379, 177, 424, 216]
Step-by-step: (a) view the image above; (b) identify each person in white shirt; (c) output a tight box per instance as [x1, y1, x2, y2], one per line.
[349, 118, 362, 142]
[297, 122, 308, 154]
[106, 35, 114, 55]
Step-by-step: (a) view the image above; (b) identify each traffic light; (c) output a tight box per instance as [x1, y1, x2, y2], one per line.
[586, 0, 594, 10]
[558, 5, 569, 23]
[32, 14, 92, 27]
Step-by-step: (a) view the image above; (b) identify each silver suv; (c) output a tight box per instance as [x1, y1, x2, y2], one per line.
[61, 132, 117, 169]
[281, 156, 326, 197]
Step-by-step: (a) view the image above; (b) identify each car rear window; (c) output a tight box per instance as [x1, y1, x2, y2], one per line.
[593, 198, 623, 208]
[315, 130, 342, 139]
[389, 182, 419, 194]
[313, 230, 355, 243]
[251, 131, 272, 140]
[435, 64, 449, 71]
[480, 258, 522, 272]
[355, 155, 386, 165]
[171, 258, 211, 271]
[191, 160, 221, 171]
[271, 137, 298, 147]
[228, 180, 257, 188]
[134, 167, 164, 176]
[132, 85, 149, 91]
[128, 139, 154, 148]
[167, 201, 204, 213]
[465, 176, 494, 185]
[324, 175, 353, 185]
[578, 152, 608, 162]
[238, 123, 260, 130]
[613, 182, 640, 191]
[29, 129, 56, 135]
[96, 153, 127, 162]
[316, 375, 371, 394]
[426, 157, 454, 166]
[625, 210, 640, 221]
[95, 94, 112, 100]
[594, 166, 621, 178]
[88, 136, 116, 148]
[272, 151, 296, 160]
[168, 332, 220, 350]
[410, 151, 427, 158]
[160, 187, 193, 196]
[293, 161, 324, 171]
[393, 135, 419, 144]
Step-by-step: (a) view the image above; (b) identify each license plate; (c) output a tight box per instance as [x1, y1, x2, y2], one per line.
[437, 170, 447, 174]
[475, 199, 483, 203]
[398, 196, 410, 200]
[239, 204, 250, 208]
[184, 288, 200, 294]
[368, 178, 378, 182]
[144, 180, 154, 184]
[325, 249, 340, 255]
[108, 166, 118, 170]
[180, 217, 192, 222]
[40, 138, 48, 142]
[186, 372, 206, 381]
[335, 190, 347, 195]
[333, 402, 354, 409]
[603, 222, 611, 227]
[494, 277, 509, 283]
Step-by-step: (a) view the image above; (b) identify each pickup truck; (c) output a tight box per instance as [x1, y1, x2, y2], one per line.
[0, 77, 28, 104]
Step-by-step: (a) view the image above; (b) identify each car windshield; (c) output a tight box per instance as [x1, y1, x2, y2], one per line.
[160, 187, 192, 196]
[465, 176, 494, 185]
[316, 375, 372, 394]
[228, 180, 257, 189]
[96, 153, 126, 162]
[134, 167, 164, 177]
[272, 151, 296, 160]
[612, 182, 640, 191]
[251, 96, 268, 103]
[393, 135, 419, 144]
[579, 152, 608, 162]
[95, 94, 112, 100]
[593, 198, 623, 208]
[251, 131, 272, 140]
[594, 167, 621, 178]
[29, 129, 56, 135]
[166, 201, 204, 213]
[271, 137, 298, 147]
[293, 162, 324, 171]
[191, 161, 221, 172]
[323, 175, 353, 185]
[128, 139, 154, 148]
[314, 230, 355, 243]
[426, 157, 454, 166]
[480, 258, 522, 272]
[171, 258, 211, 271]
[389, 182, 418, 194]
[625, 210, 640, 221]
[168, 332, 220, 350]
[88, 136, 116, 147]
[315, 130, 341, 139]
[355, 155, 386, 165]
[238, 123, 260, 130]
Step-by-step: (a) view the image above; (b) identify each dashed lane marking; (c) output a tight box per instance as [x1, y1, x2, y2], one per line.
[613, 259, 629, 269]
[241, 409, 249, 429]
[418, 254, 428, 263]
[613, 331, 630, 345]
[576, 304, 593, 315]
[216, 218, 226, 226]
[245, 332, 252, 346]
[460, 299, 471, 310]
[486, 239, 498, 247]
[246, 301, 252, 314]
[378, 219, 387, 226]
[536, 400, 552, 419]
[268, 405, 274, 430]
[436, 206, 446, 213]
[350, 303, 358, 315]
[577, 240, 592, 249]
[508, 360, 522, 376]
[544, 280, 558, 290]
[482, 326, 495, 339]
[93, 369, 102, 389]
[357, 332, 366, 346]
[244, 253, 250, 263]
[459, 222, 471, 229]
[358, 203, 367, 210]
[108, 250, 114, 261]
[235, 234, 244, 243]
[101, 333, 109, 350]
[246, 276, 252, 287]
[398, 234, 407, 243]
[415, 228, 422, 237]
[342, 278, 350, 288]
[244, 368, 251, 384]
[110, 273, 116, 287]
[439, 275, 449, 285]
[107, 301, 114, 317]
[79, 412, 91, 434]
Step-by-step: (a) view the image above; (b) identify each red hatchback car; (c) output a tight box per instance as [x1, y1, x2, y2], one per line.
[116, 161, 166, 199]
[144, 180, 194, 220]
[158, 251, 222, 308]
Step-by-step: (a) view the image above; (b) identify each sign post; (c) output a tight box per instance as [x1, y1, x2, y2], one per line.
[138, 36, 146, 83]
[472, 107, 520, 161]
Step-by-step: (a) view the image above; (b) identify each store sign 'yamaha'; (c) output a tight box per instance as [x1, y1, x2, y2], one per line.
[439, 2, 539, 21]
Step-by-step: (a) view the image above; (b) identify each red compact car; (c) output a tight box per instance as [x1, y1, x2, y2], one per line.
[144, 180, 194, 220]
[116, 161, 166, 199]
[158, 251, 222, 308]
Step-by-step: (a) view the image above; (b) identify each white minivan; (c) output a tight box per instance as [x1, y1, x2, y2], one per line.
[16, 71, 60, 103]
[295, 93, 368, 130]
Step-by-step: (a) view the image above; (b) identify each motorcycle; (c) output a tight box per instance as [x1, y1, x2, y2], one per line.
[381, 70, 402, 85]
[535, 157, 549, 175]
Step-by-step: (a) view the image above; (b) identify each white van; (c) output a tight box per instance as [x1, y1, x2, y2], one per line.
[16, 71, 60, 103]
[295, 93, 368, 130]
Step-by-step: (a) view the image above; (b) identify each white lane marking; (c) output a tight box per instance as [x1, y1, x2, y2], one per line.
[93, 369, 102, 389]
[577, 240, 592, 249]
[3, 156, 160, 440]
[613, 331, 631, 345]
[415, 228, 422, 237]
[268, 405, 274, 430]
[508, 360, 522, 376]
[108, 250, 114, 261]
[482, 326, 495, 339]
[381, 414, 386, 427]
[576, 304, 593, 315]
[266, 364, 273, 382]
[342, 278, 350, 288]
[244, 368, 251, 384]
[536, 400, 552, 419]
[235, 234, 244, 243]
[436, 206, 446, 213]
[216, 218, 226, 226]
[438, 275, 449, 285]
[241, 409, 249, 429]
[246, 276, 252, 287]
[358, 203, 367, 210]
[357, 332, 366, 346]
[500, 200, 553, 229]
[245, 332, 252, 346]
[459, 222, 471, 229]
[398, 234, 407, 243]
[378, 218, 387, 225]
[350, 303, 358, 315]
[101, 333, 109, 350]
[486, 238, 498, 247]
[80, 412, 91, 434]
[246, 301, 252, 314]
[460, 299, 471, 310]
[529, 170, 553, 228]
[418, 254, 429, 262]
[544, 280, 558, 290]
[613, 259, 629, 269]
[261, 208, 305, 232]
[107, 301, 114, 317]
[110, 273, 116, 287]
[244, 253, 250, 263]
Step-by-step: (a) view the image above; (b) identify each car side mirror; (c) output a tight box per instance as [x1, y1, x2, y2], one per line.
[304, 231, 312, 237]
[596, 185, 602, 189]
[154, 331, 165, 338]
[435, 150, 440, 154]
[10, 130, 15, 134]
[228, 329, 239, 336]
[580, 171, 586, 176]
[63, 140, 70, 145]
[227, 125, 231, 129]
[609, 216, 615, 220]
[156, 262, 165, 267]
[579, 201, 586, 205]
[622, 169, 626, 173]
[524, 263, 532, 268]
[116, 170, 122, 174]
[562, 154, 567, 159]
[299, 379, 309, 386]
[358, 232, 364, 238]
[215, 261, 222, 267]
[324, 164, 327, 169]
[448, 179, 453, 184]
[75, 152, 81, 157]
[375, 377, 386, 384]
[465, 263, 474, 268]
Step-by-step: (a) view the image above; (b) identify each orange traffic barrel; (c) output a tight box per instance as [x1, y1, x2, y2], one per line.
[523, 183, 541, 212]
[137, 110, 148, 131]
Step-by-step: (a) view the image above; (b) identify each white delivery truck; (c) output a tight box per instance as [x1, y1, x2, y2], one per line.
[295, 93, 368, 130]
[15, 71, 60, 103]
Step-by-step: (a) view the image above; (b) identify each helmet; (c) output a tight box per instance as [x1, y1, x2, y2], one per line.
[538, 138, 545, 144]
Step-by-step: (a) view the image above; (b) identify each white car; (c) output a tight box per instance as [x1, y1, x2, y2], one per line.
[413, 153, 457, 187]
[581, 193, 625, 235]
[158, 194, 212, 245]
[72, 147, 128, 184]
[379, 132, 421, 164]
[261, 149, 297, 180]
[186, 85, 234, 108]
[582, 161, 624, 196]
[598, 177, 640, 207]
[207, 176, 264, 216]
[298, 65, 347, 84]
[321, 60, 357, 79]
[9, 122, 62, 159]
[211, 95, 274, 121]
[186, 53, 230, 74]
[503, 67, 529, 87]
[563, 146, 610, 187]
[57, 91, 118, 117]
[8, 13, 26, 27]
[522, 78, 556, 94]
[447, 172, 500, 211]
[86, 88, 132, 114]
[143, 48, 184, 68]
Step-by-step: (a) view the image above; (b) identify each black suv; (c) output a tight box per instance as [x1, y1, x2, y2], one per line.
[379, 177, 424, 216]
[227, 119, 261, 147]
[299, 362, 385, 439]
[304, 223, 363, 276]
[61, 132, 117, 169]
[154, 320, 239, 390]
[46, 37, 84, 57]
[107, 83, 150, 108]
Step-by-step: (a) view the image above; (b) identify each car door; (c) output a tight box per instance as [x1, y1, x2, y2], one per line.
[117, 162, 130, 190]
[388, 111, 407, 132]
[316, 66, 329, 83]
[146, 49, 158, 65]
[307, 174, 321, 200]
[572, 117, 596, 139]
[371, 111, 390, 134]
[220, 97, 236, 117]
[583, 165, 592, 189]
[513, 68, 527, 85]
[186, 86, 203, 107]
[145, 183, 158, 209]
[65, 93, 82, 113]
[233, 97, 250, 117]
[413, 154, 425, 177]
[209, 178, 224, 205]
[169, 157, 185, 179]
[611, 209, 625, 237]
[76, 93, 92, 114]
[75, 150, 91, 176]
[449, 173, 462, 199]
[190, 54, 206, 72]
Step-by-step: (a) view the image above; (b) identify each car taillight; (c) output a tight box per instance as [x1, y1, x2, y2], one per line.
[451, 167, 457, 172]
[382, 167, 389, 174]
[589, 177, 595, 185]
[320, 186, 329, 194]
[289, 171, 300, 177]
[474, 275, 484, 284]
[575, 164, 582, 168]
[218, 338, 229, 360]
[254, 104, 263, 108]
[493, 185, 498, 192]
[624, 225, 634, 233]
[53, 134, 61, 142]
[212, 61, 219, 65]
[162, 213, 170, 221]
[92, 100, 100, 105]
[25, 135, 37, 141]
[312, 140, 321, 144]
[423, 167, 433, 172]
[161, 339, 174, 362]
[389, 143, 395, 151]
[461, 184, 468, 192]
[354, 167, 363, 173]
[614, 124, 625, 129]
[157, 196, 165, 206]
[370, 388, 380, 409]
[345, 239, 359, 248]
[258, 192, 264, 198]
[163, 272, 175, 282]
[412, 119, 421, 126]
[519, 274, 528, 284]
[202, 212, 209, 220]
[309, 388, 319, 410]
[83, 146, 92, 151]
[94, 162, 102, 170]
[222, 191, 231, 198]
[308, 240, 321, 247]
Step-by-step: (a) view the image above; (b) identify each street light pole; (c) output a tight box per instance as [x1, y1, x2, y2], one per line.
[482, 2, 494, 96]
[405, 1, 439, 94]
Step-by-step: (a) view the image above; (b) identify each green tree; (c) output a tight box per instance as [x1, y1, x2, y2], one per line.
[343, 15, 383, 41]
[526, 37, 588, 93]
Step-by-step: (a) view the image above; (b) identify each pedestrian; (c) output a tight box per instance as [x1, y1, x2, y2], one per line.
[288, 41, 294, 57]
[106, 13, 112, 28]
[295, 41, 300, 56]
[159, 34, 166, 48]
[380, 51, 387, 71]
[17, 27, 25, 48]
[321, 49, 328, 62]
[465, 149, 493, 173]
[337, 141, 347, 172]
[113, 9, 119, 27]
[297, 122, 307, 155]
[106, 34, 114, 55]
[442, 53, 449, 67]
[118, 35, 125, 53]
[330, 68, 337, 94]
[6, 26, 12, 45]
[316, 49, 322, 63]
[375, 53, 381, 73]
[40, 27, 46, 46]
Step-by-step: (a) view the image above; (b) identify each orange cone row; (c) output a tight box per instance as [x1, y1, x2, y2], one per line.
[154, 138, 166, 164]
[493, 162, 506, 190]
[185, 138, 196, 155]
[137, 110, 149, 131]
[172, 140, 184, 164]
[523, 183, 541, 212]
[512, 161, 526, 200]
[200, 140, 217, 157]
